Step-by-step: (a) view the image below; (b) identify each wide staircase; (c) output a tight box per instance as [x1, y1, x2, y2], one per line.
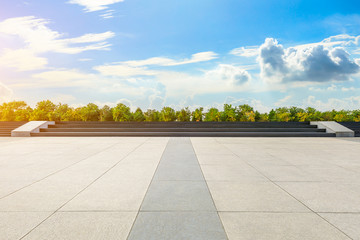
[338, 122, 360, 137]
[0, 121, 27, 137]
[31, 121, 335, 137]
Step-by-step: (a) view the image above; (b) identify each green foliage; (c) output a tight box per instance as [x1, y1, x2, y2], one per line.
[133, 108, 145, 122]
[204, 108, 221, 121]
[238, 104, 255, 122]
[80, 103, 100, 121]
[220, 104, 237, 122]
[176, 107, 191, 121]
[0, 101, 31, 121]
[289, 107, 304, 122]
[192, 107, 204, 121]
[100, 105, 113, 121]
[352, 110, 360, 122]
[268, 109, 276, 122]
[333, 110, 352, 122]
[275, 107, 291, 122]
[160, 107, 176, 122]
[113, 103, 132, 122]
[144, 109, 160, 121]
[50, 103, 71, 121]
[1, 100, 360, 123]
[29, 100, 56, 121]
[258, 112, 269, 122]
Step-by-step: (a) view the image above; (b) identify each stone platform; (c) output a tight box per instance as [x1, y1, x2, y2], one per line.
[0, 137, 359, 239]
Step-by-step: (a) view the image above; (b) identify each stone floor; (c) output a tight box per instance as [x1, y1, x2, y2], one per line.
[0, 137, 359, 240]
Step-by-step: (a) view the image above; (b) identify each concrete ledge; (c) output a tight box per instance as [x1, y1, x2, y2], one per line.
[311, 121, 354, 137]
[11, 121, 55, 137]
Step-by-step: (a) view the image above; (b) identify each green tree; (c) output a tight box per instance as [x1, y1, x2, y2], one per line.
[144, 109, 160, 122]
[220, 104, 237, 121]
[306, 107, 322, 121]
[289, 107, 304, 121]
[113, 103, 132, 122]
[80, 103, 100, 121]
[160, 107, 176, 122]
[29, 100, 56, 121]
[63, 107, 82, 121]
[333, 110, 352, 122]
[258, 112, 269, 122]
[237, 104, 255, 121]
[0, 101, 31, 121]
[275, 107, 291, 122]
[352, 110, 360, 122]
[99, 105, 113, 121]
[268, 109, 276, 122]
[204, 108, 221, 121]
[176, 107, 191, 121]
[50, 103, 72, 121]
[192, 107, 204, 121]
[133, 108, 145, 122]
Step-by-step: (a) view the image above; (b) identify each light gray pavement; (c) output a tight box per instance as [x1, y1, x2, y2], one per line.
[0, 137, 359, 239]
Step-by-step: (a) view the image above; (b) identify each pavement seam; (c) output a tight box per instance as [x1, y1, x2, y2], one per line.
[18, 137, 151, 240]
[216, 138, 354, 240]
[190, 137, 229, 240]
[0, 141, 130, 200]
[125, 137, 169, 240]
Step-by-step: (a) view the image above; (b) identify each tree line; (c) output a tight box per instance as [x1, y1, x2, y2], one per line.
[0, 100, 359, 122]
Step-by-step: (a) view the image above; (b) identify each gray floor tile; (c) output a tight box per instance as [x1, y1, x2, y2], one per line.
[141, 181, 216, 211]
[277, 182, 360, 212]
[128, 212, 228, 240]
[320, 213, 360, 240]
[0, 212, 50, 240]
[207, 181, 309, 212]
[219, 212, 350, 240]
[23, 212, 137, 240]
[154, 162, 204, 181]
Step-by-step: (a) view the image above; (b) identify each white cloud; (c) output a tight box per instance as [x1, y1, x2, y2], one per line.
[0, 82, 13, 103]
[275, 95, 292, 107]
[94, 65, 157, 77]
[205, 64, 251, 86]
[305, 95, 360, 111]
[100, 10, 116, 19]
[122, 51, 218, 67]
[309, 84, 338, 92]
[341, 86, 357, 91]
[230, 46, 259, 57]
[78, 58, 92, 62]
[0, 49, 47, 71]
[68, 0, 124, 12]
[259, 38, 360, 83]
[30, 69, 96, 88]
[94, 51, 218, 77]
[0, 16, 115, 71]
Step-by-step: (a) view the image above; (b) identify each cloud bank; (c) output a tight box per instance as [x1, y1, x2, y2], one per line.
[258, 38, 360, 83]
[0, 16, 115, 71]
[68, 0, 124, 12]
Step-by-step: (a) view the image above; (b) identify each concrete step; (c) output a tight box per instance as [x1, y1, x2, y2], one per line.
[338, 122, 360, 137]
[40, 127, 326, 133]
[32, 131, 336, 137]
[0, 121, 27, 137]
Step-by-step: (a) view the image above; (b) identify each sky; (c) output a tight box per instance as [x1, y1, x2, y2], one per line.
[1, 0, 360, 112]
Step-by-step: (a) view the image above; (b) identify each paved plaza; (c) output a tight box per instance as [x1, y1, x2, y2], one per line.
[0, 137, 360, 239]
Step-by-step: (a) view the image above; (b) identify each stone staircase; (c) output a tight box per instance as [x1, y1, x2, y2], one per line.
[338, 122, 360, 137]
[31, 121, 336, 137]
[0, 121, 28, 137]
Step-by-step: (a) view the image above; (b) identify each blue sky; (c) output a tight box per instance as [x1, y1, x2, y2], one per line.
[1, 0, 360, 112]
